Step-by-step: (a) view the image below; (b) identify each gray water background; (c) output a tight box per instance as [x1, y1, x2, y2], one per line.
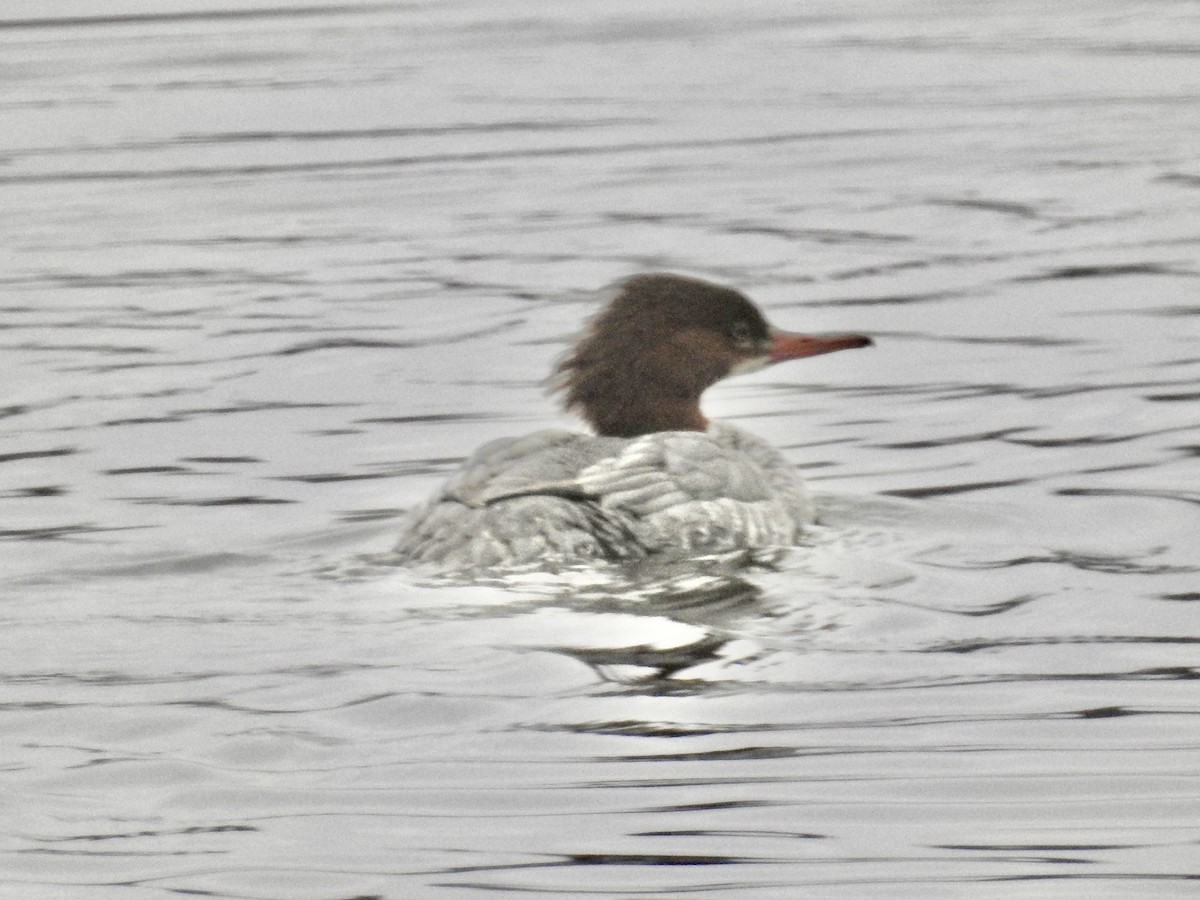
[2, 1, 1199, 897]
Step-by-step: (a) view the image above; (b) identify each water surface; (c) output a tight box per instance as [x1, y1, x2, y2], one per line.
[2, 1, 1199, 898]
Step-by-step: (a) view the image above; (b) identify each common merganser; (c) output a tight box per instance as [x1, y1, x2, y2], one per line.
[394, 273, 871, 569]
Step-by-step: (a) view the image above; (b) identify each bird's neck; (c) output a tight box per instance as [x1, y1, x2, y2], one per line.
[582, 388, 708, 438]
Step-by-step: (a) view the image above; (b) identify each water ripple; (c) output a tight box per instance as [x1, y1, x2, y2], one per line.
[4, 2, 1200, 897]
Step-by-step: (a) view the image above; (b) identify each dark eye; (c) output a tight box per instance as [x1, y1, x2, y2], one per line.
[729, 320, 757, 348]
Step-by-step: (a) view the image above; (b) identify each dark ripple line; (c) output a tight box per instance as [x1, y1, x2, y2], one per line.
[0, 447, 77, 464]
[0, 2, 394, 31]
[582, 705, 1194, 757]
[100, 414, 188, 426]
[274, 337, 421, 355]
[273, 472, 396, 484]
[792, 378, 1200, 402]
[338, 507, 405, 522]
[926, 548, 1196, 575]
[1161, 172, 1200, 188]
[34, 824, 257, 844]
[1016, 262, 1195, 281]
[764, 666, 1200, 695]
[800, 290, 960, 308]
[930, 198, 1042, 218]
[17, 847, 226, 859]
[826, 244, 1196, 283]
[1009, 424, 1198, 447]
[16, 119, 652, 162]
[0, 127, 915, 185]
[1059, 486, 1200, 508]
[634, 828, 827, 840]
[828, 251, 1016, 280]
[982, 873, 1200, 884]
[215, 324, 410, 337]
[104, 465, 190, 475]
[949, 595, 1043, 617]
[101, 400, 357, 426]
[529, 720, 728, 739]
[356, 413, 504, 425]
[125, 495, 295, 507]
[1139, 306, 1200, 319]
[926, 635, 1200, 654]
[723, 223, 912, 244]
[876, 428, 1033, 449]
[1, 486, 66, 498]
[0, 523, 147, 541]
[177, 401, 357, 415]
[952, 334, 1085, 347]
[1, 269, 309, 289]
[614, 747, 800, 763]
[63, 323, 491, 371]
[185, 117, 651, 147]
[938, 842, 1137, 852]
[3, 342, 156, 356]
[564, 852, 746, 866]
[428, 851, 762, 884]
[882, 478, 1030, 499]
[180, 456, 261, 464]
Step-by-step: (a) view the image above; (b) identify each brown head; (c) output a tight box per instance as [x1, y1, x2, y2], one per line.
[554, 273, 871, 437]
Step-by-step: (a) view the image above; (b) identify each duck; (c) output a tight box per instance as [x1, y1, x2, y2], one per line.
[394, 273, 871, 569]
